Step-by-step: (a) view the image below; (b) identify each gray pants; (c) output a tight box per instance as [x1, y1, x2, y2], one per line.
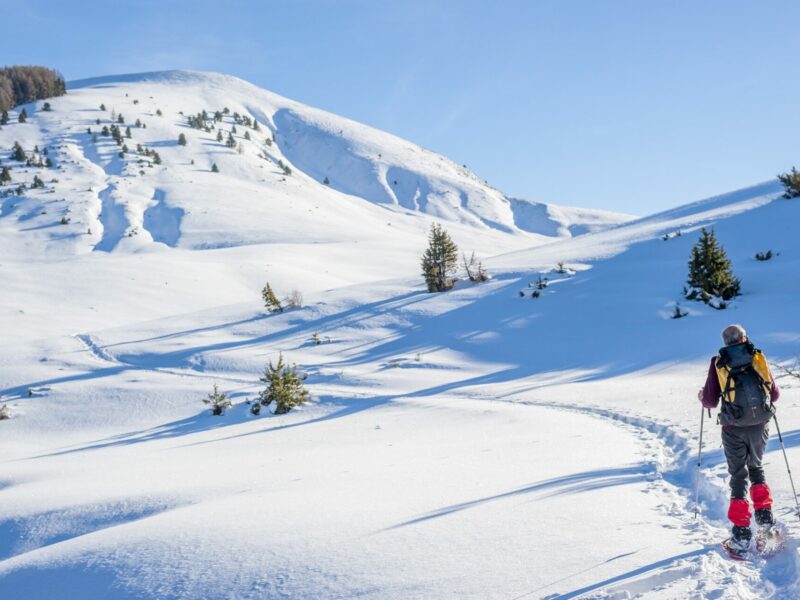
[722, 423, 769, 499]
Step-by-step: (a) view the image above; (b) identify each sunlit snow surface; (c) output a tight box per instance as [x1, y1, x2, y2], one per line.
[1, 71, 799, 599]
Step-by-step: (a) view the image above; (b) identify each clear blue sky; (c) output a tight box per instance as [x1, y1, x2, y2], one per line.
[4, 0, 799, 214]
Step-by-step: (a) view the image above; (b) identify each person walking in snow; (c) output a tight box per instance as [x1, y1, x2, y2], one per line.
[698, 324, 780, 554]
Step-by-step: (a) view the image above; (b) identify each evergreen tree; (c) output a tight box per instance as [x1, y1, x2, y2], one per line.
[178, 133, 187, 146]
[31, 175, 44, 188]
[0, 166, 11, 183]
[203, 383, 232, 416]
[216, 130, 223, 142]
[211, 162, 219, 173]
[262, 283, 283, 312]
[12, 142, 25, 162]
[0, 110, 7, 124]
[42, 102, 51, 111]
[686, 227, 741, 302]
[125, 127, 132, 138]
[18, 108, 27, 123]
[45, 157, 53, 168]
[100, 103, 106, 111]
[778, 167, 800, 199]
[420, 223, 459, 292]
[257, 354, 309, 414]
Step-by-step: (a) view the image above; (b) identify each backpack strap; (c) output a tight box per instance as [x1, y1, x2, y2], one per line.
[715, 354, 735, 403]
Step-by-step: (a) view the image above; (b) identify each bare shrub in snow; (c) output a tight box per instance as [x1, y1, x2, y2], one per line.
[671, 305, 688, 319]
[462, 251, 488, 283]
[203, 384, 232, 416]
[284, 289, 303, 308]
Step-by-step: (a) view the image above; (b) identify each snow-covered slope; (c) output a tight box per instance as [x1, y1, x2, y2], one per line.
[0, 70, 630, 344]
[1, 70, 799, 599]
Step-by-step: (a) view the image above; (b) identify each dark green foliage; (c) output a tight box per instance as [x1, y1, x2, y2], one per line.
[216, 130, 223, 142]
[117, 114, 124, 124]
[778, 167, 800, 199]
[0, 66, 66, 112]
[672, 305, 688, 319]
[156, 109, 162, 117]
[125, 127, 132, 138]
[31, 175, 44, 188]
[323, 176, 330, 185]
[211, 162, 219, 173]
[253, 119, 260, 131]
[0, 166, 11, 183]
[262, 283, 282, 312]
[101, 125, 109, 136]
[42, 102, 51, 111]
[178, 133, 187, 146]
[152, 151, 161, 165]
[755, 250, 773, 261]
[244, 130, 251, 141]
[18, 108, 27, 123]
[45, 157, 52, 168]
[100, 103, 106, 111]
[226, 132, 236, 148]
[685, 227, 741, 303]
[421, 223, 459, 292]
[12, 142, 25, 162]
[135, 118, 142, 128]
[257, 354, 309, 414]
[203, 383, 232, 416]
[0, 110, 7, 125]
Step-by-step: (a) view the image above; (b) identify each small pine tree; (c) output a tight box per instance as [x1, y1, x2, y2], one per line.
[203, 383, 232, 415]
[0, 166, 11, 183]
[778, 167, 800, 199]
[152, 151, 161, 165]
[323, 176, 330, 185]
[42, 102, 51, 111]
[244, 130, 251, 141]
[2, 110, 10, 125]
[262, 283, 283, 313]
[211, 162, 219, 173]
[686, 227, 741, 302]
[421, 223, 459, 292]
[216, 130, 223, 142]
[31, 175, 44, 188]
[12, 142, 25, 162]
[135, 118, 142, 128]
[125, 127, 132, 138]
[100, 103, 106, 111]
[45, 157, 53, 168]
[156, 109, 162, 117]
[257, 354, 309, 414]
[18, 109, 27, 123]
[178, 133, 187, 146]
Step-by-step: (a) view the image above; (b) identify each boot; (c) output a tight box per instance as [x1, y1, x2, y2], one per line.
[755, 508, 776, 529]
[728, 525, 752, 552]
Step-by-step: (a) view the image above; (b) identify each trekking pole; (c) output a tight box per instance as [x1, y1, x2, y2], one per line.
[694, 406, 708, 518]
[772, 412, 800, 520]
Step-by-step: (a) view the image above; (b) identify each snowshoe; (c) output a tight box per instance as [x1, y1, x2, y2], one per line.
[722, 525, 752, 561]
[722, 537, 750, 561]
[754, 523, 785, 557]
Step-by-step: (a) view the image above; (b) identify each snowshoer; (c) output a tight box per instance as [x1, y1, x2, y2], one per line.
[698, 324, 780, 555]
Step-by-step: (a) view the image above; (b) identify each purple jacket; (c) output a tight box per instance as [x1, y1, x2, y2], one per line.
[701, 357, 780, 425]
